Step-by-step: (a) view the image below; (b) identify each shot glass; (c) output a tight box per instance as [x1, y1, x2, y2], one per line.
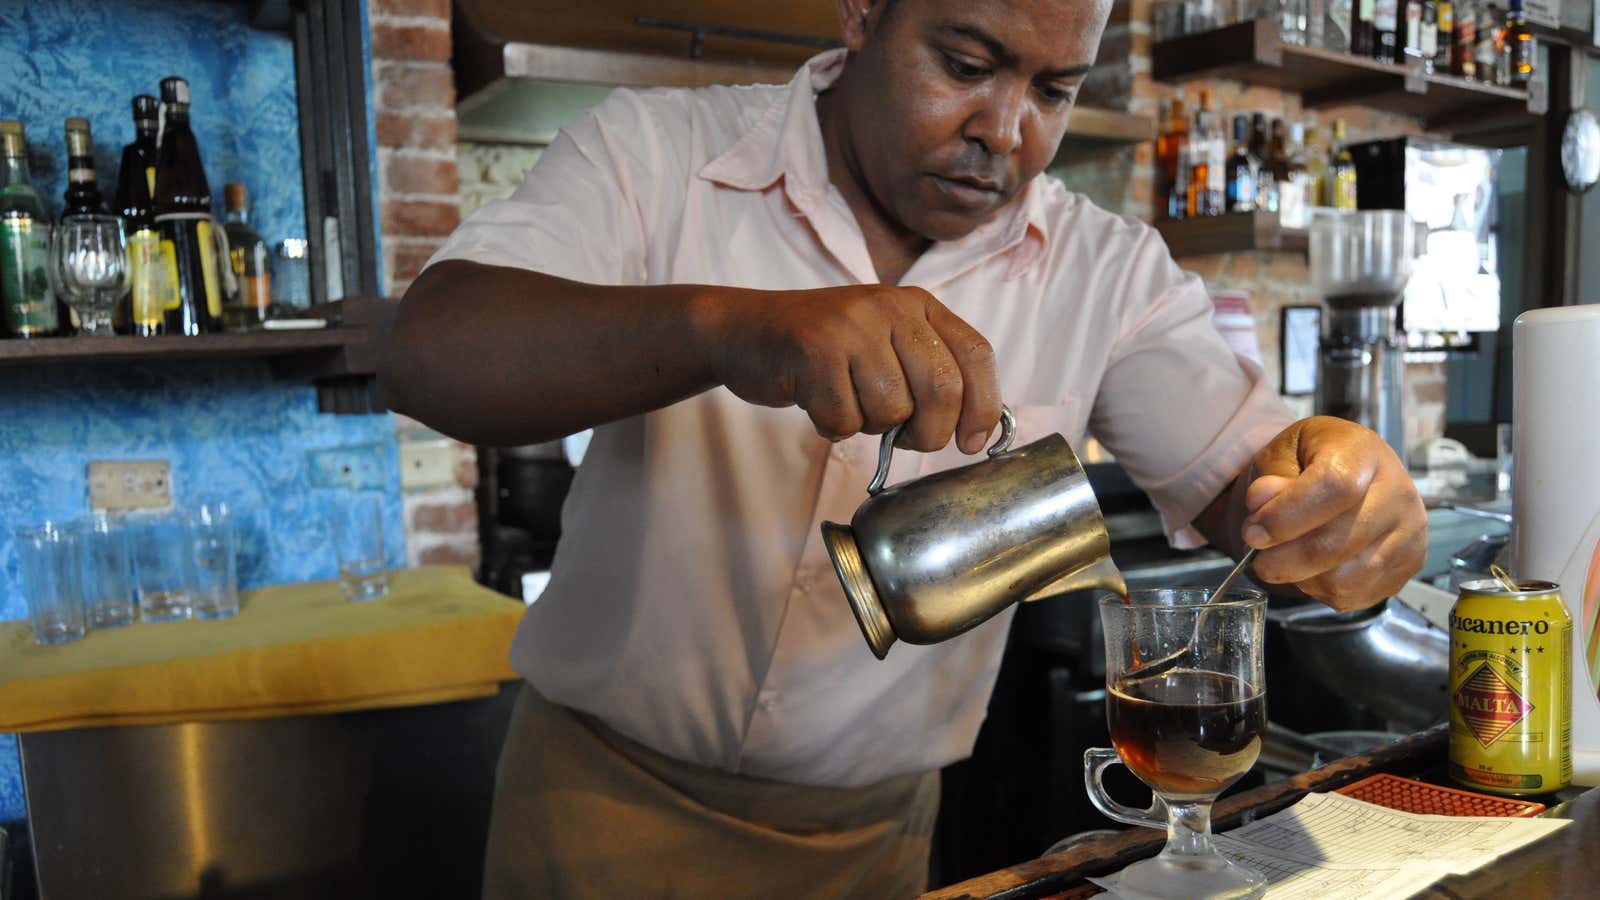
[130, 513, 194, 623]
[190, 503, 240, 620]
[333, 494, 389, 602]
[17, 522, 86, 645]
[79, 513, 136, 630]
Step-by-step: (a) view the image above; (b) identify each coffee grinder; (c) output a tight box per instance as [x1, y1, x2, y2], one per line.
[1309, 209, 1422, 461]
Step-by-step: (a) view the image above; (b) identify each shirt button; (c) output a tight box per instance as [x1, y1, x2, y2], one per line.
[797, 569, 815, 592]
[759, 691, 778, 710]
[830, 442, 850, 462]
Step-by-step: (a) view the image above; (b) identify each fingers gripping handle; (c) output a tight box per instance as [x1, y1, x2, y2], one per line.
[867, 405, 1017, 496]
[1083, 747, 1166, 829]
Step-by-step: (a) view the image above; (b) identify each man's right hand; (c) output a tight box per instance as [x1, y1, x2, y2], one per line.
[692, 285, 1003, 454]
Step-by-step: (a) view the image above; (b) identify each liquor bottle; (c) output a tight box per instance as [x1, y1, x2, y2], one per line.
[1250, 113, 1277, 214]
[1307, 0, 1328, 46]
[1454, 0, 1477, 79]
[1329, 119, 1359, 211]
[0, 121, 60, 338]
[222, 183, 270, 331]
[1186, 104, 1209, 219]
[1280, 122, 1314, 228]
[117, 95, 170, 336]
[1226, 115, 1257, 213]
[61, 118, 106, 217]
[1171, 142, 1192, 221]
[1404, 0, 1425, 63]
[1267, 118, 1292, 212]
[1352, 0, 1377, 56]
[153, 76, 225, 336]
[1304, 123, 1329, 208]
[1157, 96, 1190, 220]
[1476, 3, 1500, 83]
[1420, 0, 1440, 71]
[1505, 0, 1534, 85]
[1203, 92, 1227, 216]
[1436, 0, 1455, 71]
[1283, 0, 1309, 44]
[1374, 0, 1400, 61]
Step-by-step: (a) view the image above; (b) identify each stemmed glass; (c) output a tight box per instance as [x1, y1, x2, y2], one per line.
[49, 213, 129, 336]
[1084, 588, 1269, 899]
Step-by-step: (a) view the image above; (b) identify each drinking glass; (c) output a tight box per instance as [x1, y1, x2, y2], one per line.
[17, 522, 86, 645]
[333, 494, 389, 602]
[49, 213, 129, 336]
[1085, 588, 1268, 900]
[190, 503, 240, 619]
[79, 512, 136, 629]
[130, 513, 194, 622]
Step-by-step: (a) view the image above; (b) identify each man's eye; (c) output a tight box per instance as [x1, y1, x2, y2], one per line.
[1037, 84, 1076, 104]
[943, 54, 989, 79]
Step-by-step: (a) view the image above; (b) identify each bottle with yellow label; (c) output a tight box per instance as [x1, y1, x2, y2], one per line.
[117, 94, 167, 335]
[152, 76, 227, 335]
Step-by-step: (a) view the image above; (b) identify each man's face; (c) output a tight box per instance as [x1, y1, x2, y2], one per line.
[840, 0, 1110, 242]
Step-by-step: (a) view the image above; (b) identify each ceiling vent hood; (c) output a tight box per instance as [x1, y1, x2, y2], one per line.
[451, 0, 1152, 148]
[453, 0, 838, 143]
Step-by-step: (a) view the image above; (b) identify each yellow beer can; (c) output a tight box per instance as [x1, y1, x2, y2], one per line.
[1448, 578, 1572, 796]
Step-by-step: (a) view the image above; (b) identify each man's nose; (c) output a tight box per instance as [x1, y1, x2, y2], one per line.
[965, 83, 1027, 157]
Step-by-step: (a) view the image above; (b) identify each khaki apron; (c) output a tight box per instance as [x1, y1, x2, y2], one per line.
[482, 684, 940, 899]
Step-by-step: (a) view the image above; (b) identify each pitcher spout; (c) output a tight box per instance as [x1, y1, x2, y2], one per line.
[1023, 555, 1127, 603]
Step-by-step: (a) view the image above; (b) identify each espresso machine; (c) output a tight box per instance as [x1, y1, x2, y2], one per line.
[1309, 209, 1422, 461]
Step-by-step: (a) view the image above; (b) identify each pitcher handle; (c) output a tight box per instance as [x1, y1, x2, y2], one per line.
[867, 405, 1017, 496]
[1083, 747, 1166, 829]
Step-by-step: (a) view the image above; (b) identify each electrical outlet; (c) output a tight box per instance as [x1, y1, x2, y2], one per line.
[88, 460, 173, 513]
[307, 444, 386, 490]
[400, 440, 457, 491]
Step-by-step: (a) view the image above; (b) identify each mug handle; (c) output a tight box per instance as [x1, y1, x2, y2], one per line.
[867, 404, 1017, 496]
[1083, 747, 1166, 829]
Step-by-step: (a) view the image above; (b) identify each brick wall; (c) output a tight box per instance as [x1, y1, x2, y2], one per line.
[1117, 0, 1450, 458]
[369, 0, 480, 570]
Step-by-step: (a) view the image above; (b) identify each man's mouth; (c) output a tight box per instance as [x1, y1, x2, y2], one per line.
[929, 173, 1005, 210]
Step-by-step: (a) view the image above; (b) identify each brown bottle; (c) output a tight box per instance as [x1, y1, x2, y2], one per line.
[153, 76, 224, 336]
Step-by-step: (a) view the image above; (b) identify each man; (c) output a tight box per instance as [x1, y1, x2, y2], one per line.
[381, 0, 1427, 896]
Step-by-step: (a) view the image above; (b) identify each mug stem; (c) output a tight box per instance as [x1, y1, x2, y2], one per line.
[1160, 799, 1217, 860]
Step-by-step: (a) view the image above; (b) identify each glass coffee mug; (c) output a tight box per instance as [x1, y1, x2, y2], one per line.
[1084, 588, 1268, 900]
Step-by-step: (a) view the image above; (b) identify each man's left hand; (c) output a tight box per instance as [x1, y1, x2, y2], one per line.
[1241, 416, 1427, 611]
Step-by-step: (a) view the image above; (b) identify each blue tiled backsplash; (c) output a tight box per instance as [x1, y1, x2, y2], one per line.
[0, 0, 400, 827]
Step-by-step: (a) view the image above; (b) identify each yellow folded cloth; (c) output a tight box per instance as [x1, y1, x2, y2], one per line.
[0, 565, 525, 733]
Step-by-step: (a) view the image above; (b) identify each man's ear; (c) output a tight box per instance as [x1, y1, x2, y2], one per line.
[837, 0, 876, 52]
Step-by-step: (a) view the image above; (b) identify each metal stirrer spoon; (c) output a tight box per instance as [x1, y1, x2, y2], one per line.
[1127, 548, 1259, 679]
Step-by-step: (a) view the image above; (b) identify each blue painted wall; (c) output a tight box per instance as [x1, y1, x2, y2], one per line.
[0, 0, 401, 832]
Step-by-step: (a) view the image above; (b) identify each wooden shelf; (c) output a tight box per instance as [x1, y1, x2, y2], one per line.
[1152, 20, 1545, 135]
[1153, 209, 1308, 258]
[1062, 106, 1155, 147]
[0, 296, 395, 414]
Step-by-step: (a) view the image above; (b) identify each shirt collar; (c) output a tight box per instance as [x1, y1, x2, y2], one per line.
[699, 49, 1051, 284]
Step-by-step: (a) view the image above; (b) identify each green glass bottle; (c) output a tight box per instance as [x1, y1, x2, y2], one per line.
[0, 121, 60, 338]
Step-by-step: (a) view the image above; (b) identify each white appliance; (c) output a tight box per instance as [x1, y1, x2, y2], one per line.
[1513, 306, 1600, 784]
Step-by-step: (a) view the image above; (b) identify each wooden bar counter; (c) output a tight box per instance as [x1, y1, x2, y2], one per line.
[927, 725, 1596, 899]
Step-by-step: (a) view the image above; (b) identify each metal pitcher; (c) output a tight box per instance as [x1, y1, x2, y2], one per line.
[822, 406, 1125, 659]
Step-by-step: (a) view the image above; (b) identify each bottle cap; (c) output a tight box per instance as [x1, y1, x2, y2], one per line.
[132, 95, 158, 122]
[159, 77, 190, 106]
[64, 117, 92, 156]
[0, 120, 26, 158]
[224, 182, 248, 210]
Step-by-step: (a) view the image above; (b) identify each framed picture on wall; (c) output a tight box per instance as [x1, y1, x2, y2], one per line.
[1281, 305, 1322, 397]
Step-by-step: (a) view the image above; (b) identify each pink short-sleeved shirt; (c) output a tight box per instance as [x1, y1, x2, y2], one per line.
[428, 50, 1294, 788]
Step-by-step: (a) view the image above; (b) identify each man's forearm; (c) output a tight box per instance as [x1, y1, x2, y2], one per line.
[379, 260, 726, 446]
